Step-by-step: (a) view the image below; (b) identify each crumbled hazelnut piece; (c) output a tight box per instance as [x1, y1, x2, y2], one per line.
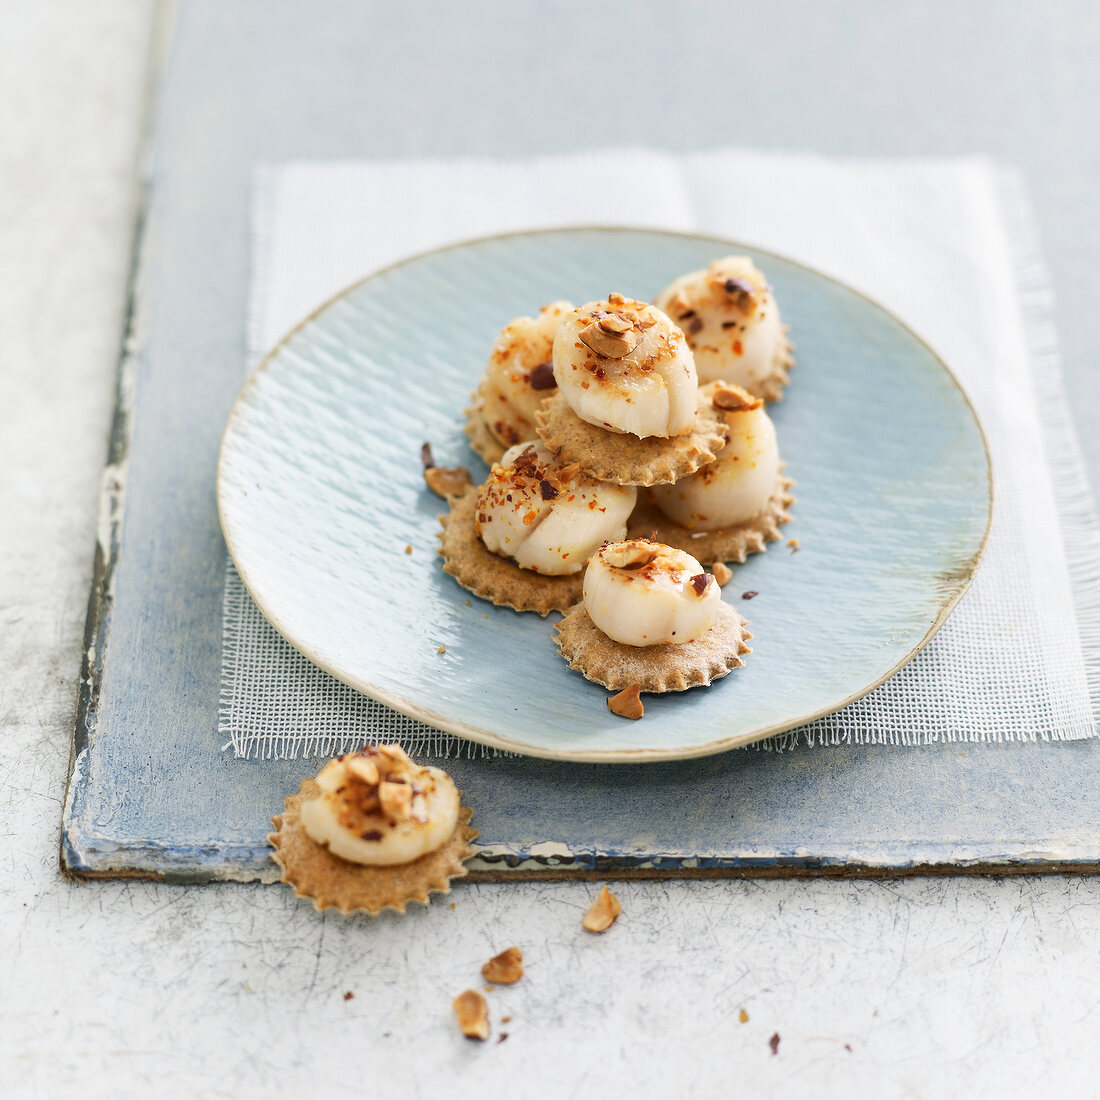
[580, 317, 638, 359]
[404, 544, 412, 555]
[453, 990, 490, 1041]
[741, 590, 758, 600]
[437, 645, 446, 654]
[769, 1032, 781, 1055]
[711, 562, 733, 587]
[582, 885, 622, 932]
[607, 683, 644, 720]
[712, 384, 762, 412]
[424, 465, 474, 499]
[603, 541, 659, 570]
[345, 756, 380, 786]
[739, 1008, 749, 1023]
[344, 991, 355, 1001]
[689, 572, 714, 596]
[787, 538, 800, 554]
[539, 478, 559, 501]
[420, 442, 435, 469]
[379, 779, 412, 820]
[529, 361, 557, 390]
[481, 947, 524, 985]
[721, 277, 758, 315]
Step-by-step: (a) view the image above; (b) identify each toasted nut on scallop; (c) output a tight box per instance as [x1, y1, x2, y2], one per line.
[607, 684, 644, 720]
[481, 947, 524, 985]
[582, 885, 623, 932]
[712, 384, 762, 412]
[424, 465, 474, 499]
[579, 320, 638, 359]
[453, 990, 490, 1041]
[602, 541, 659, 569]
[345, 756, 380, 786]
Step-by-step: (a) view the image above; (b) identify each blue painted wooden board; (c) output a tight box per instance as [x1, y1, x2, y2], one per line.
[59, 2, 1100, 881]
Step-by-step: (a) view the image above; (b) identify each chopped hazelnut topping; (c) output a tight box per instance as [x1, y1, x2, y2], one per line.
[579, 318, 638, 359]
[711, 562, 733, 587]
[529, 361, 557, 390]
[607, 683, 644, 720]
[582, 885, 622, 932]
[420, 442, 435, 469]
[345, 756, 380, 786]
[379, 779, 412, 820]
[711, 384, 762, 412]
[539, 478, 559, 501]
[602, 541, 660, 570]
[597, 313, 633, 336]
[424, 465, 474, 499]
[689, 572, 714, 596]
[481, 947, 524, 985]
[453, 990, 490, 1041]
[721, 276, 758, 315]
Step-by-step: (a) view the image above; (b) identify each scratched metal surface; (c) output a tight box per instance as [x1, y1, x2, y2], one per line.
[8, 3, 1100, 1098]
[59, 0, 1100, 882]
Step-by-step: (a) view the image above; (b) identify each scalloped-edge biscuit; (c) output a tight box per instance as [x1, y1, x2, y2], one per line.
[438, 490, 584, 615]
[534, 394, 729, 487]
[629, 473, 795, 564]
[555, 602, 752, 693]
[753, 326, 795, 404]
[463, 401, 508, 466]
[269, 778, 478, 916]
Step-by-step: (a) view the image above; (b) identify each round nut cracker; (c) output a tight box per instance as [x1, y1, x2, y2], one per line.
[555, 602, 752, 693]
[269, 778, 478, 916]
[629, 472, 795, 564]
[463, 401, 507, 466]
[438, 490, 584, 615]
[753, 326, 795, 404]
[534, 393, 729, 487]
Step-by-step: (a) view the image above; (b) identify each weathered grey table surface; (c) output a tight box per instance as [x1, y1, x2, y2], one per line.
[5, 2, 1100, 1097]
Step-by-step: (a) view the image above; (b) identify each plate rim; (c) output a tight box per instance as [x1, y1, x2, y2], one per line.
[217, 225, 994, 763]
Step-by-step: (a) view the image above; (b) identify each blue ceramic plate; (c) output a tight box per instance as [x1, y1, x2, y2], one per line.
[217, 228, 991, 762]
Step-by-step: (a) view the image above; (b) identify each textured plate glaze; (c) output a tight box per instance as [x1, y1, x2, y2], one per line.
[217, 228, 991, 762]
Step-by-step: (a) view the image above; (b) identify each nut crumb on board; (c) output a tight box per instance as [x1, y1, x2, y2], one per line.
[582, 885, 622, 932]
[711, 562, 733, 587]
[425, 464, 474, 500]
[453, 990, 490, 1041]
[607, 683, 644, 720]
[482, 947, 524, 985]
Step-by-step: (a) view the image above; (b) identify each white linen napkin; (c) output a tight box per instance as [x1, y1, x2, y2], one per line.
[220, 150, 1100, 758]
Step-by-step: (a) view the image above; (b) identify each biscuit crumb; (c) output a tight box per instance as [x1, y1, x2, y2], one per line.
[711, 562, 733, 587]
[453, 990, 490, 1041]
[344, 991, 355, 1002]
[739, 1008, 749, 1023]
[449, 902, 456, 910]
[712, 384, 762, 412]
[502, 1015, 512, 1024]
[786, 538, 800, 554]
[607, 683, 644, 720]
[405, 544, 413, 555]
[437, 645, 446, 654]
[482, 947, 524, 985]
[425, 465, 474, 499]
[582, 885, 622, 932]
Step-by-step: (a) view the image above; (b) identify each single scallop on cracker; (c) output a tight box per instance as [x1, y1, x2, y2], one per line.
[270, 774, 477, 917]
[534, 393, 729, 487]
[629, 471, 795, 564]
[555, 601, 752, 693]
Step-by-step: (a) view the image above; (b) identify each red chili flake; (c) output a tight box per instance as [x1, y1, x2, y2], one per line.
[420, 442, 435, 469]
[733, 340, 743, 355]
[530, 361, 556, 390]
[741, 590, 758, 600]
[539, 479, 559, 501]
[343, 991, 355, 1001]
[769, 1032, 781, 1056]
[689, 573, 713, 596]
